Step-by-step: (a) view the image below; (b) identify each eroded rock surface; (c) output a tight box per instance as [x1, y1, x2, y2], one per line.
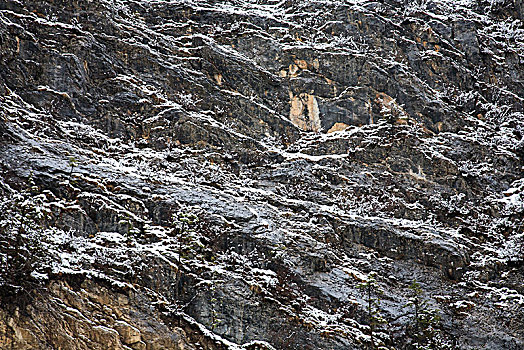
[0, 0, 523, 349]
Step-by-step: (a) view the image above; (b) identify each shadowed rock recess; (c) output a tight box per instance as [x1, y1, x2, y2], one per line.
[0, 0, 523, 349]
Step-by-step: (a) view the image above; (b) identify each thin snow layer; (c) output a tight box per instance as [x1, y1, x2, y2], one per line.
[1, 0, 523, 348]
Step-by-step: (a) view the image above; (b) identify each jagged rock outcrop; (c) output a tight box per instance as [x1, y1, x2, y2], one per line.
[0, 0, 523, 349]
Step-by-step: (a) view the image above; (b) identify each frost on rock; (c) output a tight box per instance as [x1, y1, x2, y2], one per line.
[0, 0, 523, 349]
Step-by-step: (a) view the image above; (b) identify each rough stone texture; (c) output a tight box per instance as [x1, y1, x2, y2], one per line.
[0, 0, 523, 349]
[0, 279, 195, 350]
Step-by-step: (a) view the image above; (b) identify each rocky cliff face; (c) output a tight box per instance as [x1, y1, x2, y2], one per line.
[0, 0, 523, 349]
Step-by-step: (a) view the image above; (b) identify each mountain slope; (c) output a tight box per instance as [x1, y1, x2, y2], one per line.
[0, 0, 523, 349]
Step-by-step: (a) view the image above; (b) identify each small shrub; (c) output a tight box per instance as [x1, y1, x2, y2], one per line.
[357, 272, 387, 349]
[405, 281, 450, 350]
[171, 211, 198, 299]
[0, 186, 49, 308]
